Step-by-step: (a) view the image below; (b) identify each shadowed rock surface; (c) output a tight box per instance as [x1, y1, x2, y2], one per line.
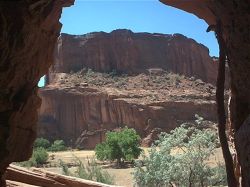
[0, 0, 74, 185]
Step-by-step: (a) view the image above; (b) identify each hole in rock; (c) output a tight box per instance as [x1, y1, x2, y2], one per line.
[38, 75, 46, 88]
[17, 1, 229, 187]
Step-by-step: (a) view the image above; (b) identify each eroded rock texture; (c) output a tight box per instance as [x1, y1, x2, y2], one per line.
[0, 0, 74, 186]
[161, 0, 250, 186]
[38, 80, 217, 149]
[50, 30, 218, 84]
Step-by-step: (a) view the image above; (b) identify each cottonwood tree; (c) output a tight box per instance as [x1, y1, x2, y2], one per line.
[95, 127, 142, 167]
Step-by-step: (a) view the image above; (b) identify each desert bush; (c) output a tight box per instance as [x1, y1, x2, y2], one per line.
[33, 147, 49, 165]
[34, 138, 50, 149]
[95, 127, 142, 166]
[18, 157, 37, 168]
[59, 157, 114, 185]
[18, 147, 48, 167]
[48, 140, 67, 152]
[59, 159, 71, 176]
[133, 125, 227, 187]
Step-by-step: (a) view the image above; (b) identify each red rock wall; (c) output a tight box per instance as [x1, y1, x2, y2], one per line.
[38, 88, 217, 149]
[50, 30, 218, 85]
[0, 1, 74, 185]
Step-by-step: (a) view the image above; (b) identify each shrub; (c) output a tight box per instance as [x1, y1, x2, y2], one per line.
[48, 140, 67, 152]
[34, 138, 50, 149]
[18, 147, 48, 167]
[59, 157, 114, 185]
[18, 157, 37, 168]
[133, 125, 227, 187]
[33, 147, 49, 165]
[95, 127, 142, 166]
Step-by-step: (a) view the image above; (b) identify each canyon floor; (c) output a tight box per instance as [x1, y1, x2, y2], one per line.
[39, 148, 224, 187]
[35, 71, 224, 186]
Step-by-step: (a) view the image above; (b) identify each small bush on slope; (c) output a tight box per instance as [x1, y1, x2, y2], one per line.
[34, 138, 50, 149]
[48, 140, 67, 152]
[18, 147, 48, 167]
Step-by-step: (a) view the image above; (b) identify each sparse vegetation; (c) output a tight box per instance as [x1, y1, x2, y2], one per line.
[133, 125, 227, 187]
[59, 68, 216, 105]
[63, 68, 190, 89]
[34, 138, 50, 149]
[59, 157, 114, 185]
[48, 140, 67, 152]
[33, 147, 49, 165]
[95, 127, 142, 167]
[18, 147, 48, 167]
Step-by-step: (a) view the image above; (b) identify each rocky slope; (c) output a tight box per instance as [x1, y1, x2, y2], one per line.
[38, 70, 217, 149]
[48, 29, 219, 85]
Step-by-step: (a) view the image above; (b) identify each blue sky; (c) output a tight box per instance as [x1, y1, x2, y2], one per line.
[39, 0, 218, 87]
[60, 0, 218, 56]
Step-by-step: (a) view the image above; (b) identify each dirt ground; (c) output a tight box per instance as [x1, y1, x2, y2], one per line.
[42, 148, 223, 187]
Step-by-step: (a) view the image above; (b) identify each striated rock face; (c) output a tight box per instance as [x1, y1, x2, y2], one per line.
[49, 30, 219, 85]
[38, 72, 217, 149]
[0, 0, 74, 185]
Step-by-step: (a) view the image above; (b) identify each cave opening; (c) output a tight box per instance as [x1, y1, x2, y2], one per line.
[35, 1, 229, 187]
[1, 0, 250, 187]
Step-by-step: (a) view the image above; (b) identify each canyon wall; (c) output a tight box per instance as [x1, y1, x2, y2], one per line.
[38, 86, 217, 149]
[49, 29, 218, 85]
[38, 30, 221, 149]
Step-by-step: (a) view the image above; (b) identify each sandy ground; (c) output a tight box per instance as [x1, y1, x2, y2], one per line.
[41, 148, 223, 187]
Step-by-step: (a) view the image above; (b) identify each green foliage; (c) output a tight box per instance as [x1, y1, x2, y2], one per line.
[133, 125, 227, 187]
[95, 127, 142, 166]
[59, 157, 114, 185]
[48, 140, 67, 152]
[34, 138, 50, 149]
[59, 159, 71, 176]
[33, 147, 49, 165]
[18, 147, 48, 167]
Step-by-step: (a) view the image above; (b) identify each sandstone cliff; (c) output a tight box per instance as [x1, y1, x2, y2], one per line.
[39, 30, 221, 149]
[38, 71, 217, 149]
[49, 29, 218, 85]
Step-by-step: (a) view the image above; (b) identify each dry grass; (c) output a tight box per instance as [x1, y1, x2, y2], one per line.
[41, 148, 224, 187]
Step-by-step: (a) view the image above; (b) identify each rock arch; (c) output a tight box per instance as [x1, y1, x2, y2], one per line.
[0, 0, 250, 186]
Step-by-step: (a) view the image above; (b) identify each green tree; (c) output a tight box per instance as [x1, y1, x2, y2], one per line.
[133, 125, 227, 187]
[48, 140, 67, 152]
[95, 127, 142, 166]
[34, 138, 50, 149]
